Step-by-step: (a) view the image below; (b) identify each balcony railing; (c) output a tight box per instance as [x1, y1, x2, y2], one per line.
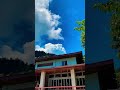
[35, 86, 85, 90]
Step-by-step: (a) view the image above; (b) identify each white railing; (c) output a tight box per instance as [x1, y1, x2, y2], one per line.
[35, 86, 85, 90]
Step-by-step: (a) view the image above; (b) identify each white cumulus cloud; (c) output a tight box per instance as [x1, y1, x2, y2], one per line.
[35, 0, 64, 44]
[35, 43, 66, 55]
[49, 28, 64, 40]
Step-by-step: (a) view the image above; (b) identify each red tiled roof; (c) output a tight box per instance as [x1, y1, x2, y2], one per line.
[35, 51, 82, 62]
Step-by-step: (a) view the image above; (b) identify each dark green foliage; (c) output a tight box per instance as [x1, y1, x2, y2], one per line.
[116, 70, 120, 87]
[94, 0, 120, 58]
[35, 51, 55, 57]
[0, 58, 34, 75]
[94, 0, 120, 13]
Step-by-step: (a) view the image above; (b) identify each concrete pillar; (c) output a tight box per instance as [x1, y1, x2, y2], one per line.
[70, 68, 76, 90]
[39, 71, 46, 90]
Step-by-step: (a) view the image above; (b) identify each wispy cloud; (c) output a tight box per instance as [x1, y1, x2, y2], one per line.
[35, 43, 66, 55]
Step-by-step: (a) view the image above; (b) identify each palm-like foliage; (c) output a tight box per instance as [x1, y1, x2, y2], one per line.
[94, 0, 120, 58]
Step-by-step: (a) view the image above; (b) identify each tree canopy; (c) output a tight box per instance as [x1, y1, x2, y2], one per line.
[0, 58, 34, 74]
[94, 0, 120, 58]
[74, 19, 85, 49]
[74, 20, 85, 61]
[35, 51, 55, 57]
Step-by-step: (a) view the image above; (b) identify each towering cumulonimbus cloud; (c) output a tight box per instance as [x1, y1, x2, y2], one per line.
[35, 0, 66, 55]
[35, 0, 64, 42]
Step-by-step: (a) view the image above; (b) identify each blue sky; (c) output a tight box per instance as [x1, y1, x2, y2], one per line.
[35, 0, 85, 55]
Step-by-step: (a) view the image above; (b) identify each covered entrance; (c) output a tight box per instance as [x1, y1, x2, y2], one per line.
[35, 64, 85, 90]
[47, 72, 72, 87]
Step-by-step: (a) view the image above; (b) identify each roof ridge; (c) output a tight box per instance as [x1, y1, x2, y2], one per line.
[35, 51, 82, 62]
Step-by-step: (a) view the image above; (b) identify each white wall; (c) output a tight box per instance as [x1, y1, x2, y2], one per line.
[35, 57, 77, 69]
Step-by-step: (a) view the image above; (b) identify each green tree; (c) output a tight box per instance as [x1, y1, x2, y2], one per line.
[74, 20, 85, 61]
[74, 20, 85, 49]
[116, 71, 120, 86]
[94, 0, 120, 58]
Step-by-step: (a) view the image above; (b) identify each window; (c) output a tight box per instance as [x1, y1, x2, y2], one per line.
[76, 72, 82, 76]
[62, 61, 67, 66]
[48, 72, 72, 87]
[62, 74, 67, 77]
[37, 62, 53, 67]
[55, 74, 61, 77]
[49, 75, 54, 78]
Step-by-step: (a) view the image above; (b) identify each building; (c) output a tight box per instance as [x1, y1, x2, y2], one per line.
[86, 60, 118, 90]
[35, 51, 118, 90]
[35, 52, 85, 90]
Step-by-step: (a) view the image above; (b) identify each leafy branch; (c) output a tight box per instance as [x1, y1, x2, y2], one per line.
[74, 20, 85, 48]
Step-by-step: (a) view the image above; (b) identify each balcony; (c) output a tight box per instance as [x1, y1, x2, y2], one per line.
[35, 86, 85, 90]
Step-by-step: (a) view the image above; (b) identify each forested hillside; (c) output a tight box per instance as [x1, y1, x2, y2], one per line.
[0, 58, 34, 75]
[0, 51, 55, 75]
[35, 51, 55, 57]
